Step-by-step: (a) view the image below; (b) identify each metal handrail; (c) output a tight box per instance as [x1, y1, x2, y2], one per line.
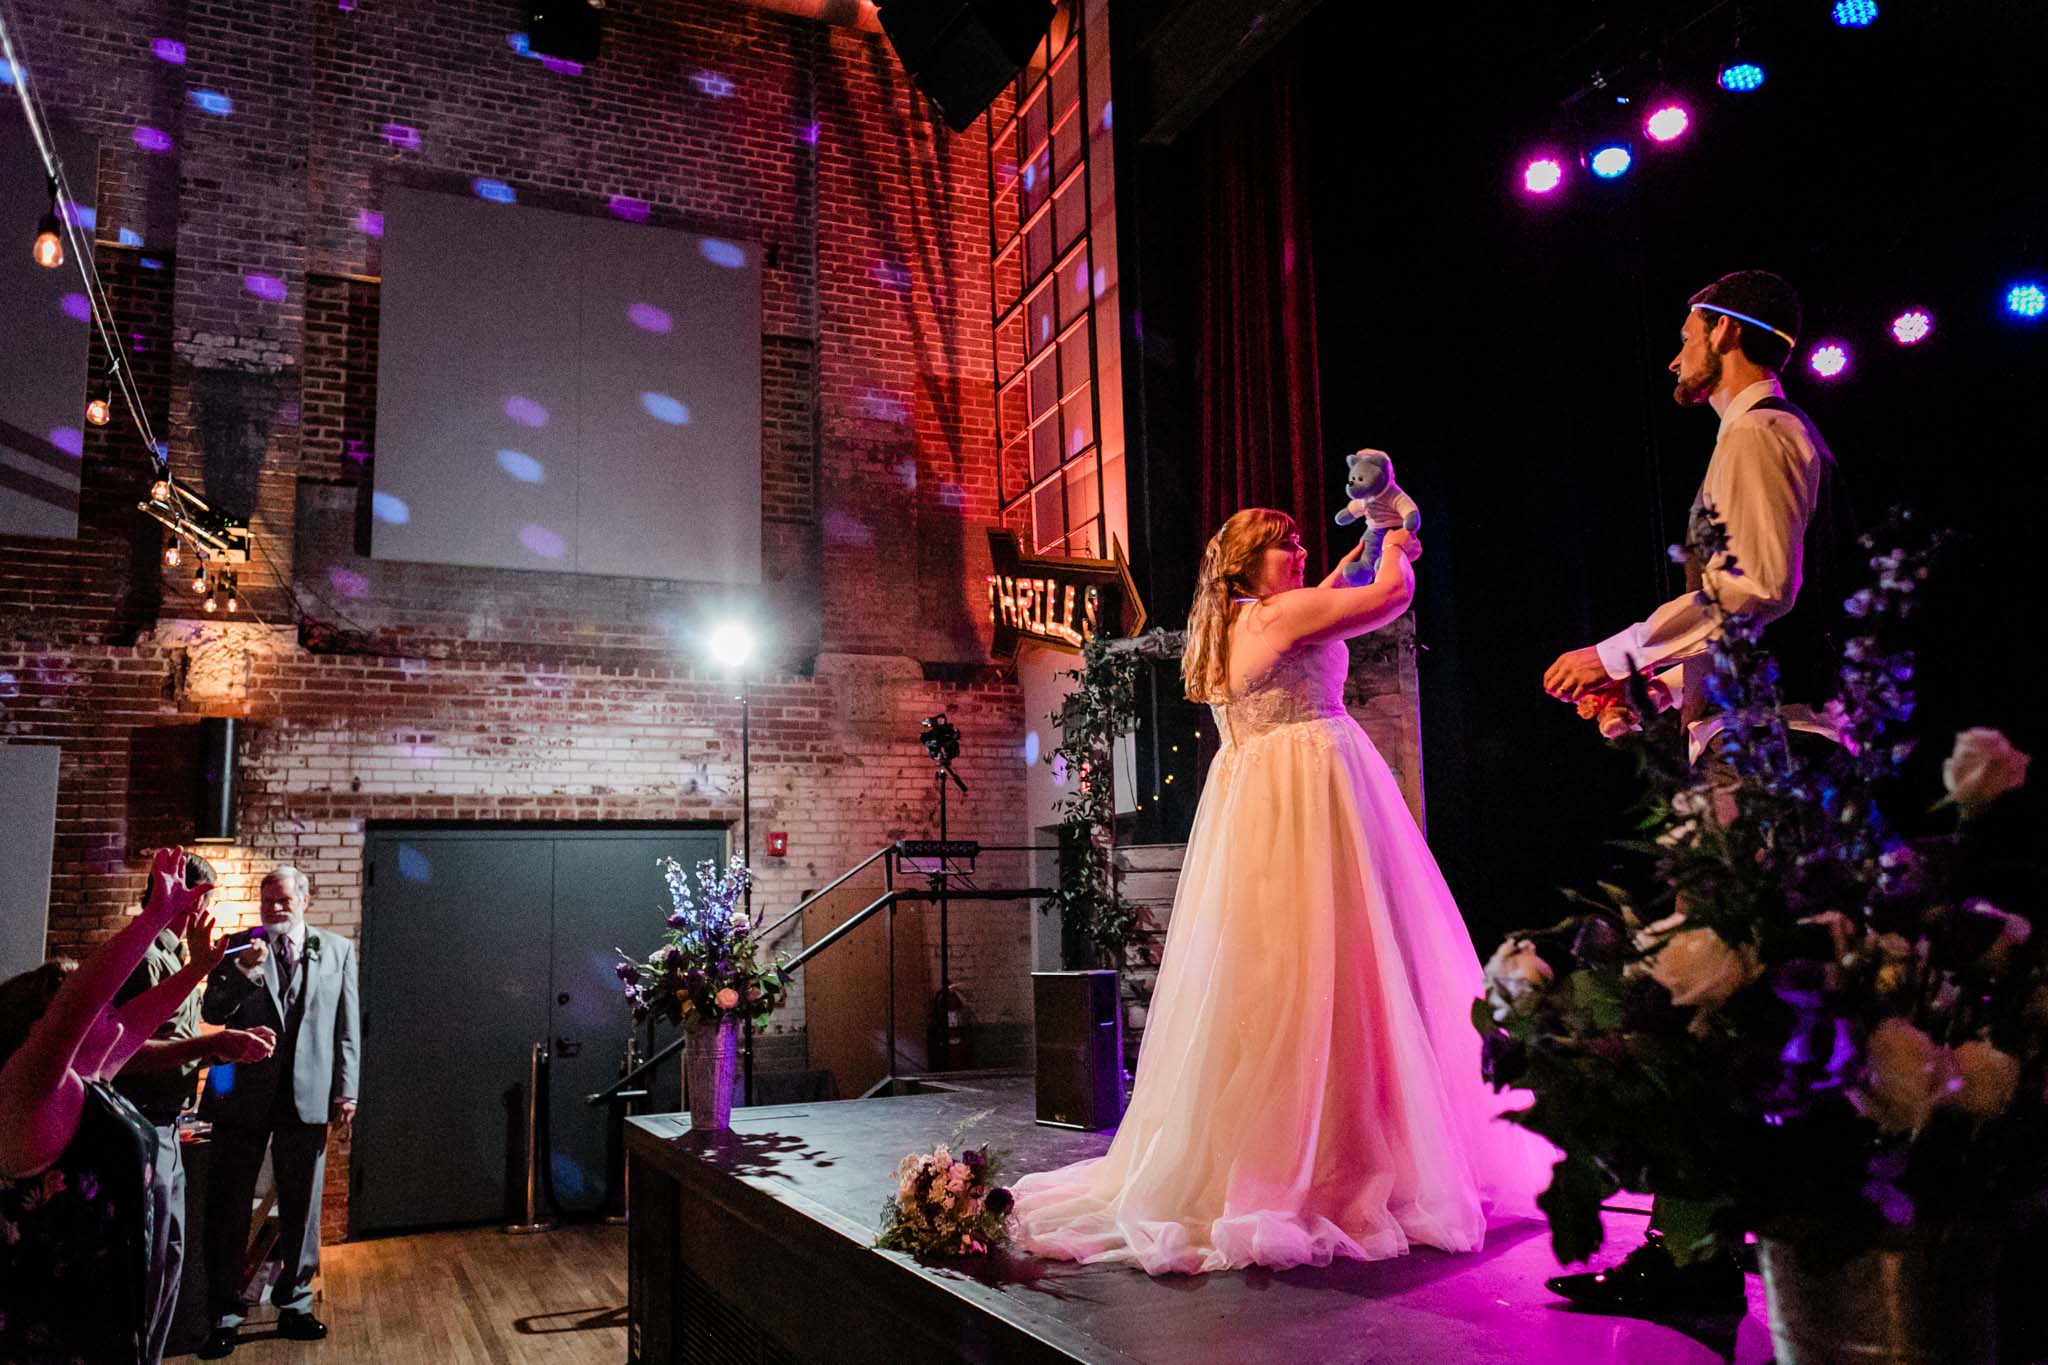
[752, 844, 893, 947]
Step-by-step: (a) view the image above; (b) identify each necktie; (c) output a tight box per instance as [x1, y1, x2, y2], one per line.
[276, 933, 297, 994]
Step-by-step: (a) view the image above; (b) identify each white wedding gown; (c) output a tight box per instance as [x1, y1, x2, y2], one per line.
[1012, 637, 1555, 1274]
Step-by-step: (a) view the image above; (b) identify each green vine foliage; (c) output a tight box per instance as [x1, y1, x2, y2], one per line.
[1046, 628, 1183, 964]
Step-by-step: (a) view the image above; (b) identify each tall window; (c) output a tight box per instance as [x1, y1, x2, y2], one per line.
[988, 5, 1105, 559]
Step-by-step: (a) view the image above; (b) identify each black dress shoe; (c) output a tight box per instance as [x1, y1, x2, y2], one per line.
[276, 1309, 330, 1341]
[1546, 1231, 1746, 1314]
[196, 1325, 238, 1359]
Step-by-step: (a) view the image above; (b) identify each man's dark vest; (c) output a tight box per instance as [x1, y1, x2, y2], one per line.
[1682, 395, 1855, 719]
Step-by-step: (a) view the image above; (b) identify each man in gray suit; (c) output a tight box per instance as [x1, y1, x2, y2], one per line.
[196, 865, 360, 1359]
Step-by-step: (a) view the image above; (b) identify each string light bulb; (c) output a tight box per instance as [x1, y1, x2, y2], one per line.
[224, 574, 239, 613]
[163, 538, 182, 568]
[33, 178, 64, 269]
[149, 477, 172, 504]
[190, 563, 207, 594]
[203, 582, 218, 613]
[85, 394, 112, 426]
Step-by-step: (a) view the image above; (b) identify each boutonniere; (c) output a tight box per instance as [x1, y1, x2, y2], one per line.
[305, 932, 323, 963]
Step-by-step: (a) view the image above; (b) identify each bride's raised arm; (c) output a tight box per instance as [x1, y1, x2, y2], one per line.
[1272, 531, 1419, 647]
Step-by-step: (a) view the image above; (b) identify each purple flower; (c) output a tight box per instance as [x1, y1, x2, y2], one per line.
[985, 1186, 1014, 1216]
[615, 961, 640, 985]
[663, 944, 683, 970]
[960, 1147, 984, 1169]
[683, 968, 706, 989]
[667, 911, 687, 930]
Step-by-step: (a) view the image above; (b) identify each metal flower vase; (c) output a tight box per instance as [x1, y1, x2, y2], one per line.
[683, 1017, 738, 1132]
[1759, 1224, 1999, 1365]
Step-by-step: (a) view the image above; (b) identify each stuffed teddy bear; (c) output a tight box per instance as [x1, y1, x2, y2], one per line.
[1333, 448, 1420, 586]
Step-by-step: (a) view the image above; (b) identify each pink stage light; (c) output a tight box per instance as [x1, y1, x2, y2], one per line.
[1809, 343, 1850, 379]
[1522, 158, 1564, 194]
[1645, 104, 1690, 143]
[1890, 310, 1933, 345]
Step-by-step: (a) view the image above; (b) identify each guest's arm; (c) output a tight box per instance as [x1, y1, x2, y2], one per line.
[332, 939, 361, 1136]
[122, 1027, 276, 1073]
[101, 904, 229, 1077]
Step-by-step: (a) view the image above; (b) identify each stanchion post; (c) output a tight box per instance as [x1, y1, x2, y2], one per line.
[505, 1041, 556, 1234]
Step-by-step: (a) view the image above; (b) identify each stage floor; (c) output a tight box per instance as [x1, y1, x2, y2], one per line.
[630, 1076, 1778, 1365]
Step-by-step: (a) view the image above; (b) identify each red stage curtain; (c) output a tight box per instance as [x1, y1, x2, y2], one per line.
[1191, 48, 1328, 569]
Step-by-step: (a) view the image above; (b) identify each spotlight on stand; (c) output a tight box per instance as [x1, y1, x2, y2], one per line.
[1809, 343, 1850, 379]
[1522, 157, 1565, 195]
[1890, 310, 1934, 345]
[1644, 103, 1690, 143]
[920, 713, 963, 770]
[706, 621, 754, 669]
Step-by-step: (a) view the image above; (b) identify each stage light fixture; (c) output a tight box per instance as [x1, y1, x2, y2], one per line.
[1645, 105, 1690, 143]
[1522, 158, 1564, 194]
[2007, 282, 2046, 320]
[85, 395, 111, 426]
[1809, 343, 1850, 378]
[1590, 144, 1633, 179]
[707, 621, 754, 669]
[1833, 0, 1877, 28]
[1890, 310, 1933, 345]
[1719, 62, 1765, 92]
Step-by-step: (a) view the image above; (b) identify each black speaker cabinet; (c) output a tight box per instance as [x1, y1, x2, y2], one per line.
[194, 716, 238, 842]
[877, 0, 1056, 132]
[1033, 970, 1123, 1131]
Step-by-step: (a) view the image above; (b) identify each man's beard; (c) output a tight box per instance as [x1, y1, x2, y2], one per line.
[1672, 348, 1721, 405]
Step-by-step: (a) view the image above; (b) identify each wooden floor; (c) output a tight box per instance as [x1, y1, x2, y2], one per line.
[174, 1223, 628, 1363]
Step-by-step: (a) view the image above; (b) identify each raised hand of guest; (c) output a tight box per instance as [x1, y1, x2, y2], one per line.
[209, 1026, 276, 1066]
[185, 905, 228, 975]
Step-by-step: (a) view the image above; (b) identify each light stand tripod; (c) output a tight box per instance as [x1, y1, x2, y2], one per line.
[920, 714, 968, 1070]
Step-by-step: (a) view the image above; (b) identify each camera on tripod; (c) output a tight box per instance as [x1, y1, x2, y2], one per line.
[920, 714, 961, 767]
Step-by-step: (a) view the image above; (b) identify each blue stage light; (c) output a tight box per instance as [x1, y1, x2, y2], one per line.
[1833, 0, 1877, 27]
[1719, 63, 1765, 92]
[1590, 144, 1633, 179]
[2007, 283, 2047, 319]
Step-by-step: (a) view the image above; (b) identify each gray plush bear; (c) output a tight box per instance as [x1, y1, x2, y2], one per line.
[1333, 448, 1420, 586]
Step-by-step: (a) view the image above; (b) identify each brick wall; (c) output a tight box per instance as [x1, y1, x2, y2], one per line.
[2, 0, 1017, 1240]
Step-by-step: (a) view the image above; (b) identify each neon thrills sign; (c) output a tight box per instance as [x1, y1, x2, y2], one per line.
[985, 530, 1146, 659]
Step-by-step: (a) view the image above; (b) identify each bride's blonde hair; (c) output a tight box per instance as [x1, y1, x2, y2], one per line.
[1181, 508, 1296, 704]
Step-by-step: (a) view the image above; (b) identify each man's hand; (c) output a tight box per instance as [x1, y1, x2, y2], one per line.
[1544, 646, 1615, 701]
[236, 933, 269, 977]
[210, 1026, 276, 1065]
[332, 1098, 358, 1139]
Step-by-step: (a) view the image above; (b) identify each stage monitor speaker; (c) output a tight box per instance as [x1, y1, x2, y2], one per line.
[877, 0, 1057, 133]
[525, 0, 603, 64]
[194, 717, 239, 843]
[1033, 969, 1123, 1131]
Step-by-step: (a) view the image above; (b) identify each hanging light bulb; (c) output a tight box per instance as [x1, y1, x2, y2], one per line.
[85, 394, 112, 426]
[149, 477, 173, 504]
[224, 574, 239, 613]
[163, 538, 182, 568]
[190, 562, 207, 594]
[203, 582, 219, 613]
[33, 178, 64, 269]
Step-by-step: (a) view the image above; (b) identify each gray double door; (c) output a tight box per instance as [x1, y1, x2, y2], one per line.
[353, 827, 723, 1235]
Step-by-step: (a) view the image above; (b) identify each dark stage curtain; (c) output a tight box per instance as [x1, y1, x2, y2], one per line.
[1191, 50, 1328, 567]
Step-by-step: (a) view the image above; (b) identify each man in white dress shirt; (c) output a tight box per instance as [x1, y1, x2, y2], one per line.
[1539, 270, 1852, 1313]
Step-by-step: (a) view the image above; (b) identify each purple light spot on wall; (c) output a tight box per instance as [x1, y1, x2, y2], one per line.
[1038, 314, 1052, 344]
[337, 0, 356, 11]
[639, 392, 690, 425]
[822, 510, 874, 547]
[504, 396, 549, 428]
[1073, 261, 1088, 293]
[473, 178, 516, 204]
[627, 302, 673, 333]
[49, 427, 84, 457]
[520, 524, 565, 559]
[344, 438, 370, 464]
[139, 257, 164, 271]
[1020, 161, 1036, 191]
[496, 449, 544, 482]
[371, 491, 409, 524]
[860, 391, 907, 424]
[189, 89, 233, 116]
[133, 126, 173, 153]
[380, 122, 421, 151]
[356, 209, 383, 237]
[328, 566, 369, 598]
[398, 845, 433, 881]
[691, 70, 736, 98]
[798, 121, 821, 145]
[1070, 427, 1087, 455]
[131, 332, 149, 352]
[243, 273, 286, 302]
[1093, 267, 1107, 297]
[1100, 100, 1112, 130]
[539, 55, 583, 75]
[59, 293, 90, 322]
[62, 202, 96, 230]
[873, 260, 910, 292]
[698, 238, 745, 269]
[1021, 731, 1041, 765]
[117, 227, 143, 246]
[609, 195, 651, 223]
[939, 483, 966, 509]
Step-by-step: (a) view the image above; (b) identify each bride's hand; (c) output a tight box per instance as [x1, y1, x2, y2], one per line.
[1382, 529, 1421, 563]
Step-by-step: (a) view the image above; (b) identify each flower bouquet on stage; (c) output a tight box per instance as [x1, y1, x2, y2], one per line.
[874, 1125, 1016, 1260]
[617, 856, 790, 1131]
[1481, 511, 2044, 1364]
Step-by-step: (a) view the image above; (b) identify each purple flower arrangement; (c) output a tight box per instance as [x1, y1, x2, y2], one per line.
[874, 1129, 1016, 1259]
[617, 857, 790, 1027]
[1479, 509, 2043, 1265]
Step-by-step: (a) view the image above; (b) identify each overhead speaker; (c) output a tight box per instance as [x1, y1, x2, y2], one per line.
[1033, 970, 1123, 1131]
[526, 0, 603, 64]
[877, 0, 1057, 133]
[193, 717, 239, 843]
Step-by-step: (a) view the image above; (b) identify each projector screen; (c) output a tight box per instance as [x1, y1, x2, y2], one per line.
[373, 186, 762, 582]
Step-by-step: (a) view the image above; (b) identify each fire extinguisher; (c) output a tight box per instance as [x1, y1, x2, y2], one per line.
[926, 983, 976, 1072]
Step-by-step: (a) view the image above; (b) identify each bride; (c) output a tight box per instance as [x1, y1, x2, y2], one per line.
[1012, 509, 1555, 1275]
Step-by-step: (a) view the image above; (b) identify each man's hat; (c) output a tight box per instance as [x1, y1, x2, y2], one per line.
[1687, 270, 1802, 348]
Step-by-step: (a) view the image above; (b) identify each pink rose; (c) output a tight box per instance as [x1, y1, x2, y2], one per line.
[1860, 1018, 1958, 1134]
[1941, 729, 2030, 817]
[714, 987, 739, 1009]
[1948, 1041, 2019, 1120]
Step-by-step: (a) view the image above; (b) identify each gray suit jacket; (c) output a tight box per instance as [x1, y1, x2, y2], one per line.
[200, 926, 360, 1128]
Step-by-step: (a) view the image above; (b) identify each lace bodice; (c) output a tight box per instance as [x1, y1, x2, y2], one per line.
[1210, 639, 1351, 747]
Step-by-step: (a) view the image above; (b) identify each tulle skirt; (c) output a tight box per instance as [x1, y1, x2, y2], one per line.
[1011, 714, 1555, 1275]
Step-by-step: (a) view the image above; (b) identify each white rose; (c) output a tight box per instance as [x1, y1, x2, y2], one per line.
[1483, 938, 1553, 1022]
[1861, 1018, 1959, 1134]
[1941, 728, 2031, 816]
[1642, 914, 1761, 1009]
[1947, 1041, 2020, 1120]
